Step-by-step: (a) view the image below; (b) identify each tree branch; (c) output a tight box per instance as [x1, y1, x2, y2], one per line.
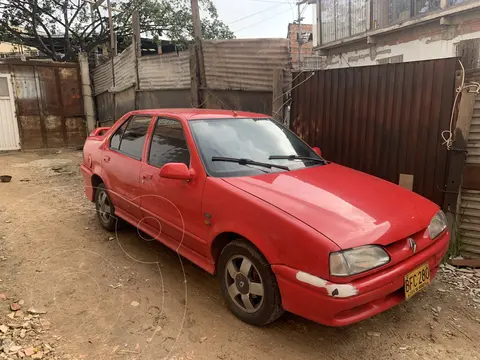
[31, 0, 58, 59]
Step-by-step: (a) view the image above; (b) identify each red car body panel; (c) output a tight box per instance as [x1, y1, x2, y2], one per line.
[80, 109, 450, 327]
[223, 164, 439, 249]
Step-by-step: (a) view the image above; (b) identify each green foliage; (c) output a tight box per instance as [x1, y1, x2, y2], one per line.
[0, 0, 234, 61]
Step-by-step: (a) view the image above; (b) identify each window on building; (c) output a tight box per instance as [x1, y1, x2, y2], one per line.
[377, 55, 404, 64]
[373, 0, 441, 30]
[320, 0, 367, 44]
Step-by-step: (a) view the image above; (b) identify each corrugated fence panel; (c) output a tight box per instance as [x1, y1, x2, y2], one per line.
[459, 94, 480, 258]
[459, 190, 480, 258]
[113, 45, 136, 91]
[467, 95, 480, 165]
[138, 52, 190, 90]
[203, 39, 290, 91]
[290, 59, 457, 207]
[93, 61, 113, 95]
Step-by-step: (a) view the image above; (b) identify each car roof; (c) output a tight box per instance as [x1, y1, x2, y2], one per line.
[129, 108, 269, 121]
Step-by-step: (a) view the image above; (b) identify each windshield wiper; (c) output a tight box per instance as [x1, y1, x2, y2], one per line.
[269, 155, 327, 164]
[212, 157, 290, 171]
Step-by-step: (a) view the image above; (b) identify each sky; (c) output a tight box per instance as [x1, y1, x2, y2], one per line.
[212, 0, 316, 39]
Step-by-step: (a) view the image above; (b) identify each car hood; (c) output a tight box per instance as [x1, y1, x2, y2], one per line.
[222, 163, 438, 249]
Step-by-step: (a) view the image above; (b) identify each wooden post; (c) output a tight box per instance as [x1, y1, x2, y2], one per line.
[272, 69, 284, 122]
[107, 0, 116, 56]
[132, 11, 141, 59]
[190, 46, 200, 107]
[79, 53, 97, 133]
[132, 10, 141, 109]
[191, 0, 205, 107]
[442, 89, 476, 253]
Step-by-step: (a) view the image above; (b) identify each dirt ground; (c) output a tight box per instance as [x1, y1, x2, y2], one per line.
[0, 150, 479, 360]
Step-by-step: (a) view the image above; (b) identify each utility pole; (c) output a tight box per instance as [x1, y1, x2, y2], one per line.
[191, 0, 202, 43]
[91, 0, 116, 57]
[107, 0, 116, 56]
[191, 0, 206, 107]
[297, 2, 303, 70]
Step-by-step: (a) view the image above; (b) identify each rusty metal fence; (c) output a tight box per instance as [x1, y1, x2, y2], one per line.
[0, 60, 86, 149]
[290, 58, 457, 206]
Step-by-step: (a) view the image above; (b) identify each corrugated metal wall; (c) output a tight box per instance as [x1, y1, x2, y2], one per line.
[91, 40, 291, 123]
[203, 39, 290, 91]
[138, 52, 190, 90]
[113, 45, 136, 91]
[459, 90, 480, 258]
[92, 61, 113, 95]
[290, 59, 457, 206]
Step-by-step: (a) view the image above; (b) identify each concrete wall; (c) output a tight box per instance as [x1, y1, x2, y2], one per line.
[324, 10, 480, 68]
[136, 90, 191, 109]
[205, 90, 273, 115]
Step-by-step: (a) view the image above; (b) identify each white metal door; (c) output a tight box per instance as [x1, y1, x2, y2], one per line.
[0, 74, 20, 151]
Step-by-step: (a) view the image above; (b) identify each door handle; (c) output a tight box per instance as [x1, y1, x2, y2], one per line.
[103, 155, 110, 163]
[141, 174, 153, 183]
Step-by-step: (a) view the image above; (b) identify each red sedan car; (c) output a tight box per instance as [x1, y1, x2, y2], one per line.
[81, 109, 449, 327]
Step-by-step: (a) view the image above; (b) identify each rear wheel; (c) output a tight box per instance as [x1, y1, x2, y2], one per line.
[218, 240, 283, 326]
[94, 183, 119, 232]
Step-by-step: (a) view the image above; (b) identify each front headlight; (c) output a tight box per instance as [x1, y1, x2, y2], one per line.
[329, 245, 390, 277]
[428, 210, 447, 239]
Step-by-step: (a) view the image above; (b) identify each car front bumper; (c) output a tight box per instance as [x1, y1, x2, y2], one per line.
[272, 230, 450, 327]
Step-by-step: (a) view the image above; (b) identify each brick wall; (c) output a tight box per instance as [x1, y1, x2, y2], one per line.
[288, 23, 314, 69]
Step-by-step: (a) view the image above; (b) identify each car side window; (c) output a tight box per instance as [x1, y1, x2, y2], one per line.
[116, 115, 152, 160]
[148, 118, 190, 168]
[110, 118, 130, 150]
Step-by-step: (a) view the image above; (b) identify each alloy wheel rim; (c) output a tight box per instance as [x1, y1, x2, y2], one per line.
[97, 191, 111, 224]
[224, 255, 265, 313]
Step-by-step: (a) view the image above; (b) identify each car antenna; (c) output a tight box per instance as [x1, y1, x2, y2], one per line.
[202, 87, 238, 116]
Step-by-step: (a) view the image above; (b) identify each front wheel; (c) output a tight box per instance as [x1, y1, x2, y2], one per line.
[218, 240, 284, 326]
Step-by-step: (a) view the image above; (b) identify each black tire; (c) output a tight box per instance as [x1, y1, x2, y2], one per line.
[94, 183, 121, 232]
[218, 239, 284, 326]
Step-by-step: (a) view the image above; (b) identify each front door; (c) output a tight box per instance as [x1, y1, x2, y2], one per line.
[101, 115, 153, 221]
[139, 117, 207, 257]
[0, 75, 20, 151]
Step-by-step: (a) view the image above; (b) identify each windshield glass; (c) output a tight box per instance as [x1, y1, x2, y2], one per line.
[189, 118, 323, 177]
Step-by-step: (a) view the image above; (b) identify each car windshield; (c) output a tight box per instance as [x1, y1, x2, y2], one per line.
[189, 118, 324, 177]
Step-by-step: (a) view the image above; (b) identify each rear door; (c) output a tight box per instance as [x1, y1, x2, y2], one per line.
[102, 115, 153, 221]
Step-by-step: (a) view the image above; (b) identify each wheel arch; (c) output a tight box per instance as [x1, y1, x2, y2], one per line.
[210, 231, 276, 274]
[91, 173, 104, 200]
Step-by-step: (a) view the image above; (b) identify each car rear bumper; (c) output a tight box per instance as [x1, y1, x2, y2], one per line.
[80, 164, 95, 202]
[272, 230, 449, 327]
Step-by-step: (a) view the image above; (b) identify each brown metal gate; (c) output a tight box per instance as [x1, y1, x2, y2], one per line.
[290, 59, 457, 206]
[0, 61, 86, 149]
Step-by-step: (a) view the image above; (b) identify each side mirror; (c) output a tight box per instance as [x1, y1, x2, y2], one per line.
[159, 163, 193, 181]
[312, 147, 322, 157]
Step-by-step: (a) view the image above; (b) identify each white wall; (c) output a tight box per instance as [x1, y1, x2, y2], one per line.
[325, 29, 480, 69]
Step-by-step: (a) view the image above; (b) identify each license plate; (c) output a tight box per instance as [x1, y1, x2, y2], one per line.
[404, 263, 430, 300]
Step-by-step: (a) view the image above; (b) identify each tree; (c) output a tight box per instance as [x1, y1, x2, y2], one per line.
[0, 0, 234, 61]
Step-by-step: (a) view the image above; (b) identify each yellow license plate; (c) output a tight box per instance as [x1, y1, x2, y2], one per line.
[404, 263, 430, 300]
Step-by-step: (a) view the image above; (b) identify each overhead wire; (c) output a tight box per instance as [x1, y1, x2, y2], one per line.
[228, 3, 282, 25]
[245, 0, 294, 3]
[273, 71, 316, 119]
[233, 5, 292, 33]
